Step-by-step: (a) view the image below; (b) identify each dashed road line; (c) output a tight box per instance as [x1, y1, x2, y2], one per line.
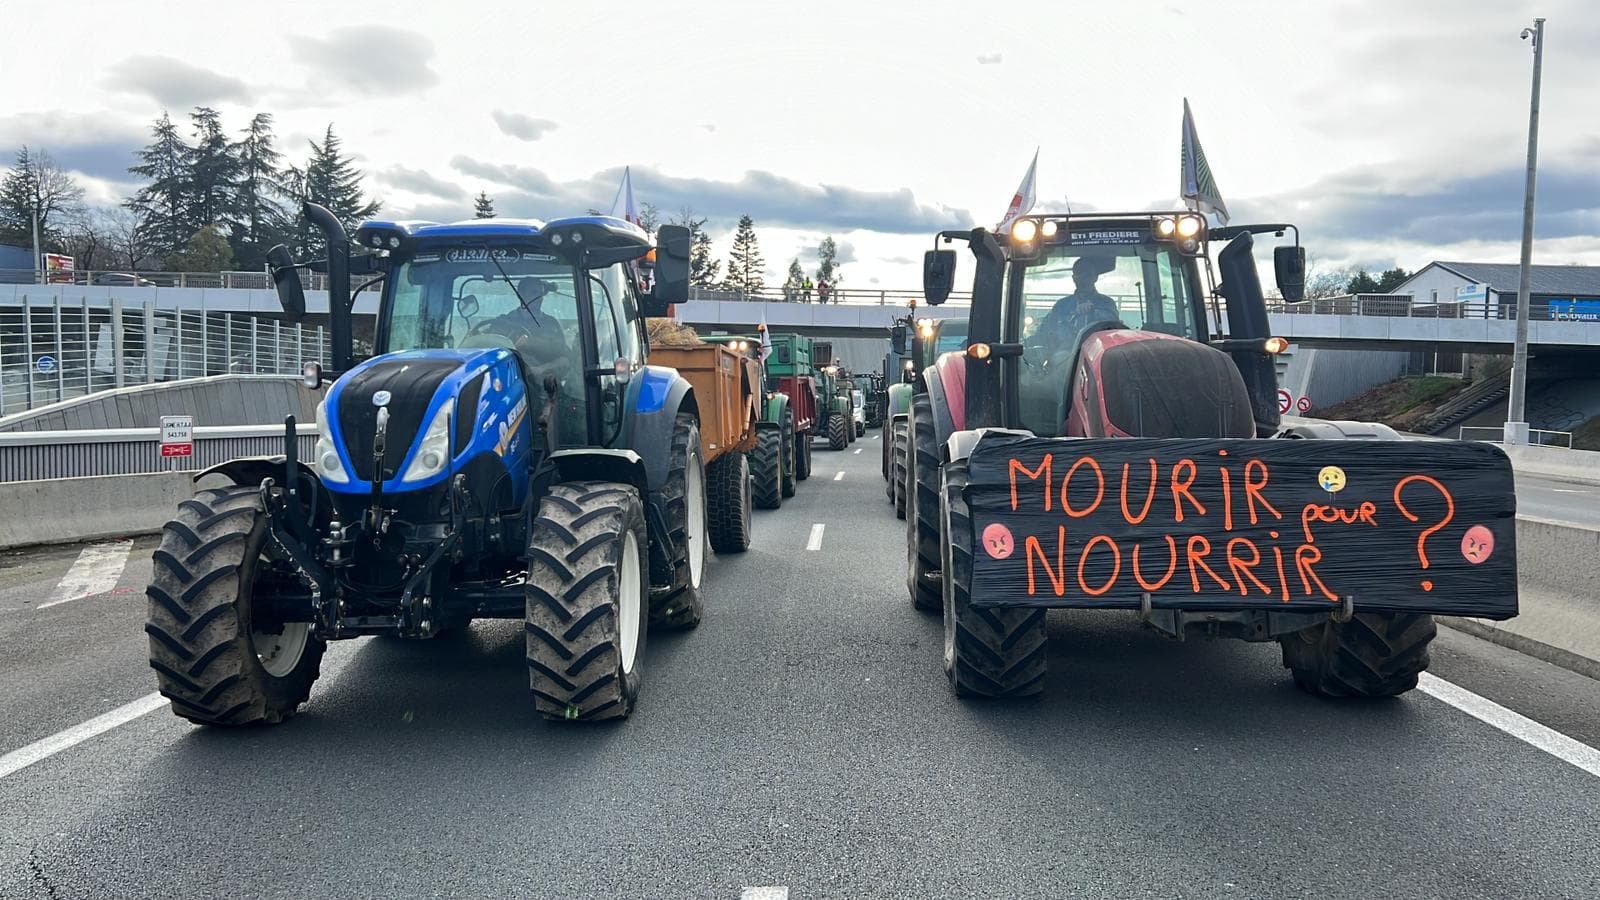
[806, 524, 825, 551]
[1419, 672, 1600, 779]
[853, 448, 861, 454]
[741, 889, 788, 900]
[0, 693, 166, 780]
[834, 471, 845, 481]
[38, 540, 133, 610]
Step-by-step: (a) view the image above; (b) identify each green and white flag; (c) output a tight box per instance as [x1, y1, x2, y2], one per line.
[1180, 99, 1229, 225]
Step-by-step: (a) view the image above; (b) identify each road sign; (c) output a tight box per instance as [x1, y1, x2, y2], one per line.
[160, 416, 194, 458]
[36, 355, 55, 374]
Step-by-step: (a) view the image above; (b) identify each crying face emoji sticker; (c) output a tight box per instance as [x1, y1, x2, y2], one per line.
[1461, 525, 1495, 564]
[1317, 465, 1347, 493]
[981, 523, 1015, 560]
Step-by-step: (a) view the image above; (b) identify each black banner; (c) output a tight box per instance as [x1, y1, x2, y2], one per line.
[965, 434, 1518, 619]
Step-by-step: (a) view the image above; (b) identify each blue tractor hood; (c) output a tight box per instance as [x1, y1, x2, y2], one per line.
[320, 347, 533, 496]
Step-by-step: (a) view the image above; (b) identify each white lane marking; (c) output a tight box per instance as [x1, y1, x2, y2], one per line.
[806, 524, 825, 551]
[0, 692, 167, 780]
[1419, 673, 1600, 779]
[742, 889, 788, 900]
[39, 540, 134, 609]
[854, 448, 862, 454]
[834, 471, 845, 481]
[1550, 489, 1589, 494]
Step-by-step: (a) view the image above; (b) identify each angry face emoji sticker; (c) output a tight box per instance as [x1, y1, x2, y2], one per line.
[1461, 525, 1495, 564]
[981, 523, 1015, 559]
[1317, 465, 1347, 493]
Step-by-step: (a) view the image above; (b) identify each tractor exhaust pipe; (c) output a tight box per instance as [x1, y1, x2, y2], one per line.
[302, 202, 354, 373]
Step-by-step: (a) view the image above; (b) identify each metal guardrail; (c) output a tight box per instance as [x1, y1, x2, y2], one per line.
[0, 424, 316, 482]
[1458, 426, 1574, 448]
[1267, 293, 1598, 322]
[0, 267, 334, 291]
[0, 297, 329, 415]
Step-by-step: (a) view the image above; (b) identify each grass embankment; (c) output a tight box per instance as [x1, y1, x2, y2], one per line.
[1313, 376, 1468, 433]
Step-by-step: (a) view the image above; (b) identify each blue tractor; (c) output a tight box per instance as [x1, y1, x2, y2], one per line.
[143, 203, 711, 723]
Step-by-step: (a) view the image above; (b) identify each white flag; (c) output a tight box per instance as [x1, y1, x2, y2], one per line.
[996, 149, 1039, 233]
[757, 313, 772, 362]
[1180, 99, 1229, 225]
[609, 166, 640, 226]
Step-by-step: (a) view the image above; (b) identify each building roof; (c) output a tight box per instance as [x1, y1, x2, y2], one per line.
[1427, 261, 1600, 296]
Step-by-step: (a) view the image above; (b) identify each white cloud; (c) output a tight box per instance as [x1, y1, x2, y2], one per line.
[491, 111, 559, 142]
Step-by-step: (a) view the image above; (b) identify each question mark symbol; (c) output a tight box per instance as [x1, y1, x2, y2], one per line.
[1393, 475, 1455, 592]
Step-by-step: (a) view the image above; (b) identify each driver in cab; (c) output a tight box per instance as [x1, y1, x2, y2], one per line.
[1031, 252, 1121, 359]
[461, 278, 566, 357]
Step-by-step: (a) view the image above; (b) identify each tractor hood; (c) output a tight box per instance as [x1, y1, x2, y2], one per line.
[320, 347, 530, 494]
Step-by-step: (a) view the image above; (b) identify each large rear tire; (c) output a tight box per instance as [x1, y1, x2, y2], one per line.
[881, 420, 891, 480]
[145, 484, 325, 726]
[794, 430, 812, 481]
[526, 482, 649, 721]
[890, 419, 908, 519]
[649, 413, 707, 631]
[827, 413, 848, 450]
[779, 408, 797, 498]
[707, 452, 752, 553]
[907, 394, 942, 612]
[941, 461, 1047, 698]
[1280, 613, 1436, 698]
[752, 425, 784, 510]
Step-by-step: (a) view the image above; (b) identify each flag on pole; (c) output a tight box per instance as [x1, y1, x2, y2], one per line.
[1180, 99, 1229, 225]
[757, 313, 772, 362]
[609, 166, 640, 226]
[995, 148, 1039, 232]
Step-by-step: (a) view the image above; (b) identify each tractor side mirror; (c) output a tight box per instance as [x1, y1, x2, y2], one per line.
[457, 294, 480, 320]
[890, 324, 908, 355]
[641, 224, 692, 315]
[923, 249, 956, 306]
[1275, 245, 1306, 302]
[267, 244, 307, 323]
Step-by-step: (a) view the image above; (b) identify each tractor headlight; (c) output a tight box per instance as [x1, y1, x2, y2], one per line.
[1010, 219, 1038, 244]
[313, 401, 349, 484]
[1154, 217, 1177, 238]
[1176, 215, 1204, 238]
[1040, 220, 1059, 238]
[401, 399, 454, 483]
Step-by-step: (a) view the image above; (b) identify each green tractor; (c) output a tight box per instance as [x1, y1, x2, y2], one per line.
[884, 315, 967, 519]
[701, 332, 798, 509]
[812, 341, 854, 451]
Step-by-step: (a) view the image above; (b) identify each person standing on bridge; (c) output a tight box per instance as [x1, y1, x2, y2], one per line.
[803, 276, 813, 303]
[817, 278, 831, 304]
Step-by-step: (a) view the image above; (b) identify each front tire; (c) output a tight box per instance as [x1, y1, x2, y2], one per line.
[827, 414, 848, 450]
[751, 426, 784, 510]
[907, 394, 941, 612]
[145, 484, 325, 726]
[941, 461, 1047, 698]
[649, 413, 707, 631]
[707, 452, 753, 553]
[1280, 613, 1436, 698]
[890, 419, 908, 519]
[526, 482, 649, 721]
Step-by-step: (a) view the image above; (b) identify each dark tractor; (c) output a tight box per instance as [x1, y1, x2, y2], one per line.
[143, 203, 710, 724]
[907, 210, 1463, 701]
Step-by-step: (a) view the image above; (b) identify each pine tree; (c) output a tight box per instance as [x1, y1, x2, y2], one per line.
[815, 235, 841, 286]
[126, 113, 193, 257]
[783, 258, 805, 302]
[473, 191, 496, 218]
[289, 125, 382, 256]
[165, 224, 234, 273]
[671, 207, 720, 287]
[231, 112, 291, 269]
[184, 107, 240, 238]
[0, 146, 85, 250]
[723, 214, 765, 294]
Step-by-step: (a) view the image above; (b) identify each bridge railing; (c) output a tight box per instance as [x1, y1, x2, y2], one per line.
[0, 297, 329, 416]
[1267, 293, 1595, 321]
[1459, 426, 1575, 448]
[0, 423, 316, 483]
[0, 267, 334, 291]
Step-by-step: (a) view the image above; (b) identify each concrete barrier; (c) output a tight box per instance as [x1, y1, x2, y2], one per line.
[0, 472, 208, 549]
[1500, 443, 1600, 486]
[1440, 515, 1600, 680]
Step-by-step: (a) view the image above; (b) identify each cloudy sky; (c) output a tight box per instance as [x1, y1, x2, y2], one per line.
[3, 0, 1597, 288]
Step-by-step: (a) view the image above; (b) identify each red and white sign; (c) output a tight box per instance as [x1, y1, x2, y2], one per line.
[44, 253, 75, 284]
[160, 416, 194, 457]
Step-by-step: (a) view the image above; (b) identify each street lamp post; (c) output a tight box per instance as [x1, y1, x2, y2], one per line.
[1504, 17, 1546, 446]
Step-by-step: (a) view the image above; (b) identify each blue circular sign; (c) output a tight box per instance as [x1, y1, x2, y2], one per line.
[36, 355, 56, 374]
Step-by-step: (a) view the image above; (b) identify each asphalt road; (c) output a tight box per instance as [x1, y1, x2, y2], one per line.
[1515, 470, 1600, 527]
[3, 434, 1600, 899]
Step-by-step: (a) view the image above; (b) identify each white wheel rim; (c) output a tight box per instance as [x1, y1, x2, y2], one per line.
[687, 457, 706, 589]
[255, 622, 310, 678]
[619, 531, 642, 674]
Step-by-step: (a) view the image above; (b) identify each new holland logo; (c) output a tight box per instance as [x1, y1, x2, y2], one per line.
[372, 390, 392, 407]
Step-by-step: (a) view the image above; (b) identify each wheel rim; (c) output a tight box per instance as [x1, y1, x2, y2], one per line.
[687, 456, 706, 589]
[255, 622, 310, 678]
[942, 569, 957, 673]
[619, 531, 642, 674]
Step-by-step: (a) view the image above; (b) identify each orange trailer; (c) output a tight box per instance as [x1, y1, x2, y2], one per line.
[648, 343, 760, 552]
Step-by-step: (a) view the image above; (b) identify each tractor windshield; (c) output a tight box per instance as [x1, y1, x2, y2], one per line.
[384, 249, 582, 367]
[1014, 239, 1201, 435]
